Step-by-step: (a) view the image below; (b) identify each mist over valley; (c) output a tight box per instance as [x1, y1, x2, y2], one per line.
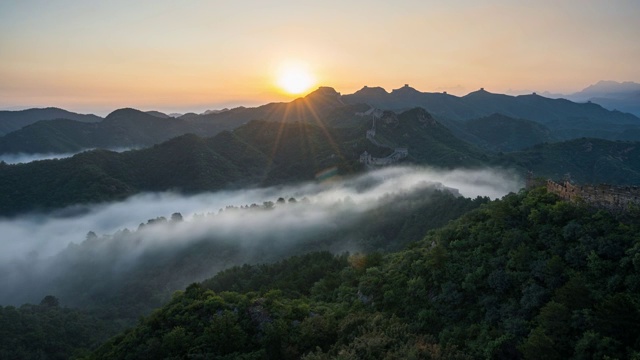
[0, 166, 519, 306]
[2, 1, 640, 358]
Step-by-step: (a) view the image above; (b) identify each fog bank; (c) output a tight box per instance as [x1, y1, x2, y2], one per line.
[0, 166, 521, 306]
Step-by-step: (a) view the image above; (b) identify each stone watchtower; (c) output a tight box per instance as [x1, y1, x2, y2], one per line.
[359, 151, 372, 165]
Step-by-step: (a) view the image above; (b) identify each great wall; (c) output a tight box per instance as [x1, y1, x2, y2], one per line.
[527, 174, 640, 211]
[358, 108, 409, 166]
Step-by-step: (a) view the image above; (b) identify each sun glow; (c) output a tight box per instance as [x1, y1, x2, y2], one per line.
[276, 63, 315, 95]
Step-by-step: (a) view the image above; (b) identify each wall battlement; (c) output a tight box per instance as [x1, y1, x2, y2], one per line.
[544, 179, 640, 211]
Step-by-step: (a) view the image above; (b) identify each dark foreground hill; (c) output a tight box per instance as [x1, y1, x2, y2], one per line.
[84, 188, 640, 359]
[0, 186, 488, 359]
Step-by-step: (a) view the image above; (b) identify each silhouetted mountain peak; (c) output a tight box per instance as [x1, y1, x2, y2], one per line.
[305, 86, 341, 99]
[391, 84, 420, 95]
[465, 88, 491, 96]
[106, 108, 148, 120]
[353, 86, 388, 97]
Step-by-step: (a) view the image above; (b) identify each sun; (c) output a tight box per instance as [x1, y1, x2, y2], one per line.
[276, 64, 315, 95]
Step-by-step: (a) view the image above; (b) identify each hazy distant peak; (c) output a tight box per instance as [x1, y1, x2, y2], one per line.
[580, 80, 640, 94]
[202, 108, 230, 115]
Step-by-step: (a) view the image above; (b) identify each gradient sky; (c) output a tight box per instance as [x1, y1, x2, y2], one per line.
[1, 0, 639, 115]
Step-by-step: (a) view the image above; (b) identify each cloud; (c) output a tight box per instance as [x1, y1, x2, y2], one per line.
[0, 166, 522, 306]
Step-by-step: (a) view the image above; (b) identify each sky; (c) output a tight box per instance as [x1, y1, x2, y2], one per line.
[1, 0, 639, 116]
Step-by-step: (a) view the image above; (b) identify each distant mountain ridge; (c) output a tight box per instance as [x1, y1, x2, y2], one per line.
[0, 108, 199, 154]
[343, 85, 640, 141]
[543, 80, 640, 117]
[0, 107, 101, 136]
[3, 105, 640, 216]
[0, 89, 369, 155]
[2, 84, 640, 155]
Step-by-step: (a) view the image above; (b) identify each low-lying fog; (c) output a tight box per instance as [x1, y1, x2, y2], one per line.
[0, 166, 521, 306]
[0, 152, 83, 164]
[0, 147, 137, 164]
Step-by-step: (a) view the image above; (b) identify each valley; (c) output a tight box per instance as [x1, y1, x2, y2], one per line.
[3, 85, 640, 359]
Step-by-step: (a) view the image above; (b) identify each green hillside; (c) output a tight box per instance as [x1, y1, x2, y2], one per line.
[0, 120, 363, 216]
[461, 113, 554, 152]
[1, 188, 487, 359]
[501, 138, 640, 184]
[371, 108, 490, 167]
[85, 188, 640, 359]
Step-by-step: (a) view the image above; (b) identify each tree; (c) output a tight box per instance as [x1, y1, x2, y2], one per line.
[171, 212, 183, 222]
[39, 295, 59, 308]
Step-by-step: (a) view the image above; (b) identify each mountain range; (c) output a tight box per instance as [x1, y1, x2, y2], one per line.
[1, 84, 640, 155]
[3, 83, 640, 215]
[3, 106, 640, 217]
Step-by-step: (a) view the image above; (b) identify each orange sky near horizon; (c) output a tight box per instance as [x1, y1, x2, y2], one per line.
[1, 0, 639, 116]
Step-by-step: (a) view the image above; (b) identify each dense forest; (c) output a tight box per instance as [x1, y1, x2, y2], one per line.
[1, 185, 488, 359]
[3, 187, 639, 359]
[85, 188, 640, 359]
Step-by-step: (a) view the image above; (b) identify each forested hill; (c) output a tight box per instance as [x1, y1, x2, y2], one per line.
[1, 187, 488, 359]
[0, 91, 370, 155]
[86, 187, 640, 359]
[5, 109, 640, 216]
[0, 120, 368, 216]
[0, 107, 500, 216]
[500, 137, 640, 184]
[0, 108, 209, 154]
